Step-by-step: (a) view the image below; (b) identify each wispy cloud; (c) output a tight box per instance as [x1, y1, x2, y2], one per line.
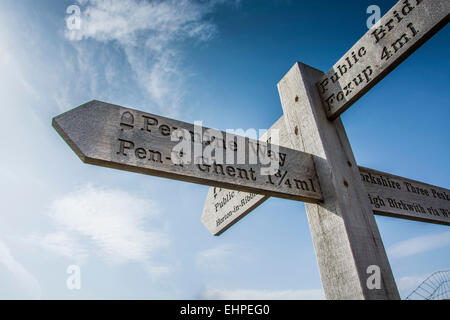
[66, 0, 221, 45]
[65, 0, 238, 116]
[0, 239, 41, 299]
[203, 288, 325, 300]
[387, 231, 450, 259]
[26, 232, 88, 264]
[33, 184, 170, 278]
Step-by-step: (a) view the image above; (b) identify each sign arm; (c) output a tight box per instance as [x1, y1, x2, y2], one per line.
[318, 0, 450, 119]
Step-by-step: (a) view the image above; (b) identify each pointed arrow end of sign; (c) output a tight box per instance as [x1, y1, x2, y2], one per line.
[52, 100, 105, 164]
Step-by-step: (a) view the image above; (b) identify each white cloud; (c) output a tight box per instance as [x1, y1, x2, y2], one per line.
[34, 184, 170, 277]
[67, 0, 219, 45]
[203, 288, 325, 300]
[0, 239, 41, 299]
[387, 231, 450, 259]
[196, 244, 235, 272]
[65, 0, 237, 116]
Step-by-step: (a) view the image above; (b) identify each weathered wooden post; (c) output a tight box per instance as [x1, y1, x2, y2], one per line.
[278, 62, 399, 300]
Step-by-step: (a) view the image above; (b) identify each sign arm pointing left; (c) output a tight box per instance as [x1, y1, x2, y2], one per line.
[53, 100, 323, 203]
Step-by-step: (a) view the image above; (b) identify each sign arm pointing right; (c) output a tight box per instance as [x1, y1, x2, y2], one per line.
[318, 0, 450, 119]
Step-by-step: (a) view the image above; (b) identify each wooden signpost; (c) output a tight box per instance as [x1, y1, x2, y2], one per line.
[202, 118, 450, 235]
[53, 0, 449, 300]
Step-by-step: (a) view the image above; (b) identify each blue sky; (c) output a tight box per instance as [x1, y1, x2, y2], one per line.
[0, 0, 449, 299]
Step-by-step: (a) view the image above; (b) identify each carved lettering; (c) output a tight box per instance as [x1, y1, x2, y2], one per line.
[317, 0, 446, 119]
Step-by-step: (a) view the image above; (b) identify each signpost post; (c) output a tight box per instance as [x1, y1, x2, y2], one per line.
[53, 0, 449, 300]
[278, 62, 400, 300]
